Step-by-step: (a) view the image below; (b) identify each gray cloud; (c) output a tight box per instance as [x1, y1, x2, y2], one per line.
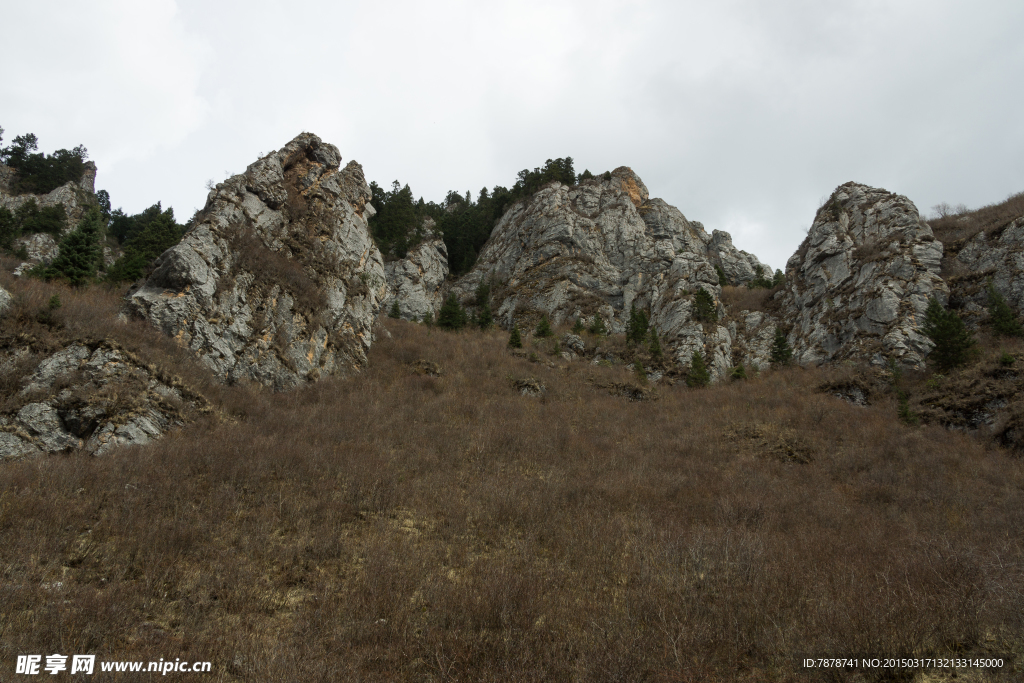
[3, 0, 1021, 270]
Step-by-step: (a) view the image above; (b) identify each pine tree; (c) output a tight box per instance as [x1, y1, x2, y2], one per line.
[36, 207, 102, 286]
[715, 264, 728, 287]
[438, 293, 467, 330]
[686, 351, 710, 387]
[626, 304, 649, 345]
[422, 311, 433, 326]
[649, 327, 663, 359]
[572, 317, 585, 334]
[693, 288, 717, 323]
[588, 315, 607, 336]
[535, 314, 553, 338]
[508, 323, 522, 348]
[477, 300, 493, 329]
[388, 299, 401, 318]
[987, 281, 1023, 337]
[921, 297, 975, 371]
[770, 326, 793, 365]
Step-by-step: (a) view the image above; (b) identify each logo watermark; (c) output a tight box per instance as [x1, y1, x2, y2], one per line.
[15, 655, 211, 675]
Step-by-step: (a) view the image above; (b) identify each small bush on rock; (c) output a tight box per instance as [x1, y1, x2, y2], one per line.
[693, 288, 717, 323]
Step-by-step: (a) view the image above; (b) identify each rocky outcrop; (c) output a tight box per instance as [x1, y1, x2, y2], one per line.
[707, 229, 773, 286]
[128, 133, 388, 390]
[384, 222, 448, 321]
[0, 339, 211, 459]
[452, 167, 768, 379]
[946, 216, 1024, 322]
[778, 182, 947, 367]
[0, 285, 11, 315]
[0, 161, 97, 228]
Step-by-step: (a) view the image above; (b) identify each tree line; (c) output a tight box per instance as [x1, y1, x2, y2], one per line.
[2, 126, 188, 287]
[369, 157, 608, 275]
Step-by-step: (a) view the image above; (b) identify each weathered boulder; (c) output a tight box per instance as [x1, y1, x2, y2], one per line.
[778, 182, 947, 367]
[384, 222, 449, 322]
[128, 133, 388, 389]
[453, 167, 744, 378]
[0, 340, 211, 459]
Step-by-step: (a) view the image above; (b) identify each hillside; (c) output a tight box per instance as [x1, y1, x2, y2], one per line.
[1, 266, 1023, 681]
[3, 132, 1024, 680]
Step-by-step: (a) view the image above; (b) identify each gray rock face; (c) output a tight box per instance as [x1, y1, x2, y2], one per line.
[453, 167, 744, 379]
[950, 216, 1024, 319]
[778, 182, 947, 367]
[0, 161, 97, 227]
[0, 285, 11, 315]
[0, 341, 211, 458]
[708, 229, 773, 286]
[1, 161, 98, 275]
[128, 133, 387, 390]
[384, 224, 449, 321]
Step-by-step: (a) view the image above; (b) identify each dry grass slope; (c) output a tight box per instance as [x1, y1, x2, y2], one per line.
[1, 274, 1023, 681]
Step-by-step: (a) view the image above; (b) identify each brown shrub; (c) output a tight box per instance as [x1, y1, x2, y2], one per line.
[2, 305, 1024, 681]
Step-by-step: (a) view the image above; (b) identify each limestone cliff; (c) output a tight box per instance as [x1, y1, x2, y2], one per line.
[128, 133, 387, 390]
[383, 219, 449, 321]
[452, 167, 760, 378]
[0, 161, 98, 269]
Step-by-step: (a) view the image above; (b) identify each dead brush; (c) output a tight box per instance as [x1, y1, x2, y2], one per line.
[1, 308, 1024, 681]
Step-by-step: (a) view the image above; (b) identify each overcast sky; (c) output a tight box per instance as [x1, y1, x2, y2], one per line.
[3, 0, 1022, 270]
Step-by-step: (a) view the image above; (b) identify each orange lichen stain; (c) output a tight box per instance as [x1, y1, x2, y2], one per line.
[620, 176, 644, 208]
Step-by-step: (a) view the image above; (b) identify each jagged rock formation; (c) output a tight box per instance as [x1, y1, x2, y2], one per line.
[1, 161, 98, 274]
[453, 167, 762, 379]
[384, 221, 448, 321]
[128, 133, 387, 390]
[945, 215, 1024, 322]
[708, 229, 773, 286]
[0, 161, 97, 226]
[0, 339, 211, 459]
[778, 182, 947, 367]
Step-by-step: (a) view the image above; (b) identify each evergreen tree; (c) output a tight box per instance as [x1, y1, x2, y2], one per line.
[921, 297, 975, 371]
[588, 314, 607, 336]
[626, 304, 649, 345]
[106, 203, 185, 283]
[36, 207, 103, 286]
[572, 316, 585, 334]
[715, 264, 728, 287]
[422, 310, 433, 326]
[388, 299, 401, 318]
[649, 327, 663, 359]
[477, 300, 493, 329]
[686, 351, 710, 387]
[0, 206, 17, 251]
[535, 314, 553, 338]
[508, 323, 522, 348]
[730, 364, 747, 380]
[770, 326, 793, 365]
[438, 293, 468, 330]
[693, 287, 717, 323]
[987, 281, 1023, 337]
